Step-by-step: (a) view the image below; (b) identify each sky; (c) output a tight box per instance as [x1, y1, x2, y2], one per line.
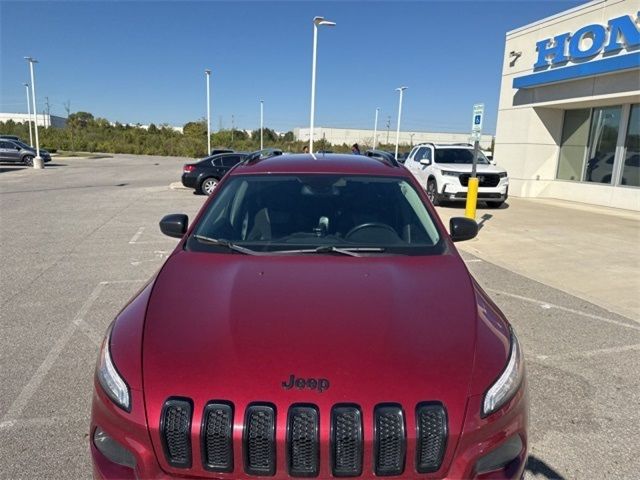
[0, 0, 584, 134]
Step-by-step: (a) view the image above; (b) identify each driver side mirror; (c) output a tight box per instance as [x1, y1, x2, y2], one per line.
[449, 217, 478, 242]
[419, 159, 431, 166]
[160, 213, 188, 238]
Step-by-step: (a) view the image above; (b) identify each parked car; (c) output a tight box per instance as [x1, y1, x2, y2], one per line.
[181, 152, 248, 195]
[364, 149, 399, 165]
[0, 138, 51, 166]
[90, 152, 528, 480]
[397, 151, 409, 162]
[405, 143, 509, 207]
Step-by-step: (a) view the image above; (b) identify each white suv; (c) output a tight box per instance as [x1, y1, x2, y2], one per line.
[405, 143, 509, 208]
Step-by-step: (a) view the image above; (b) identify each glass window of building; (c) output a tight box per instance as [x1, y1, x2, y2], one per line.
[585, 106, 622, 185]
[622, 104, 639, 188]
[557, 109, 590, 181]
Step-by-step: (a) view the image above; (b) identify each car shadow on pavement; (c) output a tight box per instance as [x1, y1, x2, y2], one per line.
[525, 455, 566, 479]
[0, 167, 26, 173]
[441, 200, 511, 210]
[44, 163, 68, 167]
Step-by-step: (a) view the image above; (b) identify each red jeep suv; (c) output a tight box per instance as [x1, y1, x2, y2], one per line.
[90, 152, 528, 479]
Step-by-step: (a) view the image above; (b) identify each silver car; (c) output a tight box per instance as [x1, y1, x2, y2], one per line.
[0, 139, 51, 166]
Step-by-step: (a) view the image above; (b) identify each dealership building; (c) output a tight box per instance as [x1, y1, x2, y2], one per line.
[495, 0, 639, 210]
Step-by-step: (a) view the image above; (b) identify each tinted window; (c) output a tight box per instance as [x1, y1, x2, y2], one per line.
[222, 155, 241, 167]
[435, 148, 488, 164]
[189, 175, 443, 255]
[0, 141, 16, 149]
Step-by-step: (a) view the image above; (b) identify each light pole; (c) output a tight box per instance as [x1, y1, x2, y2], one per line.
[260, 100, 264, 150]
[24, 57, 43, 169]
[373, 107, 379, 149]
[394, 86, 407, 160]
[23, 83, 33, 147]
[205, 69, 211, 155]
[308, 16, 336, 154]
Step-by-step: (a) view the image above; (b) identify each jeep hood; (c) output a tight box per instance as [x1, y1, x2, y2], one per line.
[142, 250, 479, 454]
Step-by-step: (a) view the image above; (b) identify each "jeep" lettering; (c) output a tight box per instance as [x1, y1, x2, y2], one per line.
[281, 374, 330, 393]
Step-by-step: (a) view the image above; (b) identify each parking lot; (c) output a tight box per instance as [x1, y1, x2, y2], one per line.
[1, 155, 639, 479]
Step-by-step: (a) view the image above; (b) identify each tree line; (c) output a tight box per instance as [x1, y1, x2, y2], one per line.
[0, 112, 405, 158]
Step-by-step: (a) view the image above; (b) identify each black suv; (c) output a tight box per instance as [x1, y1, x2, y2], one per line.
[0, 138, 51, 166]
[181, 152, 248, 195]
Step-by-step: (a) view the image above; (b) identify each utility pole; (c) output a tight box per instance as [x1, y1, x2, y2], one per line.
[218, 115, 223, 131]
[386, 116, 391, 144]
[23, 83, 33, 146]
[231, 114, 235, 146]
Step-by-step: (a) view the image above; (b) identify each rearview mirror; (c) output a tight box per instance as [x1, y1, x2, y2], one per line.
[419, 159, 431, 166]
[449, 217, 478, 242]
[160, 213, 188, 238]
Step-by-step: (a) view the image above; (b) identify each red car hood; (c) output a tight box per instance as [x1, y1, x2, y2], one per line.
[142, 250, 478, 471]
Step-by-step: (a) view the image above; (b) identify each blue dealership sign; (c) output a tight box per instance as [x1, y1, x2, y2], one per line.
[513, 12, 640, 89]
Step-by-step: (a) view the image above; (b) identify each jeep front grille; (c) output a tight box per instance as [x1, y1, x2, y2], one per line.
[160, 398, 193, 468]
[287, 405, 320, 477]
[159, 399, 447, 476]
[416, 403, 447, 473]
[244, 404, 276, 476]
[374, 404, 406, 476]
[331, 405, 363, 477]
[201, 402, 233, 472]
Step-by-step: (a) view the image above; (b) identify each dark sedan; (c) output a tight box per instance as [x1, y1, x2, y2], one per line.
[181, 152, 248, 195]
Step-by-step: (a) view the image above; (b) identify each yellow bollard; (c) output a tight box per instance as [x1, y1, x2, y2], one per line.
[465, 177, 479, 220]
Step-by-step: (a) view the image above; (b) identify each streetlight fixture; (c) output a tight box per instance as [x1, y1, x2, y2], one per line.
[23, 83, 33, 147]
[260, 100, 264, 150]
[373, 107, 379, 149]
[24, 57, 43, 169]
[308, 15, 336, 154]
[205, 69, 211, 155]
[394, 86, 407, 160]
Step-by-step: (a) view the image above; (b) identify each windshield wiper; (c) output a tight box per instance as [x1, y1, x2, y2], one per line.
[193, 235, 258, 255]
[277, 246, 386, 257]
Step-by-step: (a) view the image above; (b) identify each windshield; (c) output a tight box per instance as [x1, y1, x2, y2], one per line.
[13, 140, 32, 149]
[187, 174, 444, 255]
[435, 148, 489, 165]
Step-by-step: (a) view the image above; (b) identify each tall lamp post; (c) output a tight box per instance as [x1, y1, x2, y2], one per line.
[205, 69, 211, 155]
[23, 83, 33, 147]
[372, 107, 379, 149]
[394, 86, 407, 160]
[260, 100, 264, 150]
[308, 16, 336, 154]
[24, 57, 43, 169]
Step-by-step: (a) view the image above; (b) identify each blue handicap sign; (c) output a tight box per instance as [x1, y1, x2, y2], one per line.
[474, 115, 481, 125]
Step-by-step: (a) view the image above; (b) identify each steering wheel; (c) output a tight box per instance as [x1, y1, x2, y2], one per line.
[345, 222, 398, 240]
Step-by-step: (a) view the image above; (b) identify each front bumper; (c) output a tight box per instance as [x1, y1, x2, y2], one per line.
[441, 179, 509, 202]
[90, 377, 527, 480]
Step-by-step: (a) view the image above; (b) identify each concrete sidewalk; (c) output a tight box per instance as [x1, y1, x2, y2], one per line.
[436, 198, 640, 321]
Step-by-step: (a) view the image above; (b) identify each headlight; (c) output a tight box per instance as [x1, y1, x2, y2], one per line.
[498, 172, 508, 178]
[441, 170, 459, 177]
[97, 324, 130, 412]
[482, 328, 523, 417]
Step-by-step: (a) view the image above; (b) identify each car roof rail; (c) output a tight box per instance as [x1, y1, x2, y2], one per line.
[243, 148, 284, 164]
[364, 149, 400, 167]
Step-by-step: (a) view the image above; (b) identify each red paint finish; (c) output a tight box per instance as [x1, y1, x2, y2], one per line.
[90, 154, 528, 479]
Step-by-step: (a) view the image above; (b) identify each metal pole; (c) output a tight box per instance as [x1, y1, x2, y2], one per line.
[26, 57, 43, 168]
[373, 107, 379, 149]
[260, 100, 264, 150]
[471, 140, 479, 178]
[465, 139, 480, 219]
[309, 23, 318, 154]
[394, 87, 406, 160]
[205, 69, 211, 155]
[24, 83, 33, 146]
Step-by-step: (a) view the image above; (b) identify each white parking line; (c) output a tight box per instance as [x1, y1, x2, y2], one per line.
[488, 289, 640, 331]
[0, 283, 105, 424]
[0, 279, 146, 425]
[128, 226, 145, 244]
[0, 416, 74, 430]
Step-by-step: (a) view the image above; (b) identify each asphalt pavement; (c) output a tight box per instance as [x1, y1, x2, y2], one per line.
[0, 155, 638, 479]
